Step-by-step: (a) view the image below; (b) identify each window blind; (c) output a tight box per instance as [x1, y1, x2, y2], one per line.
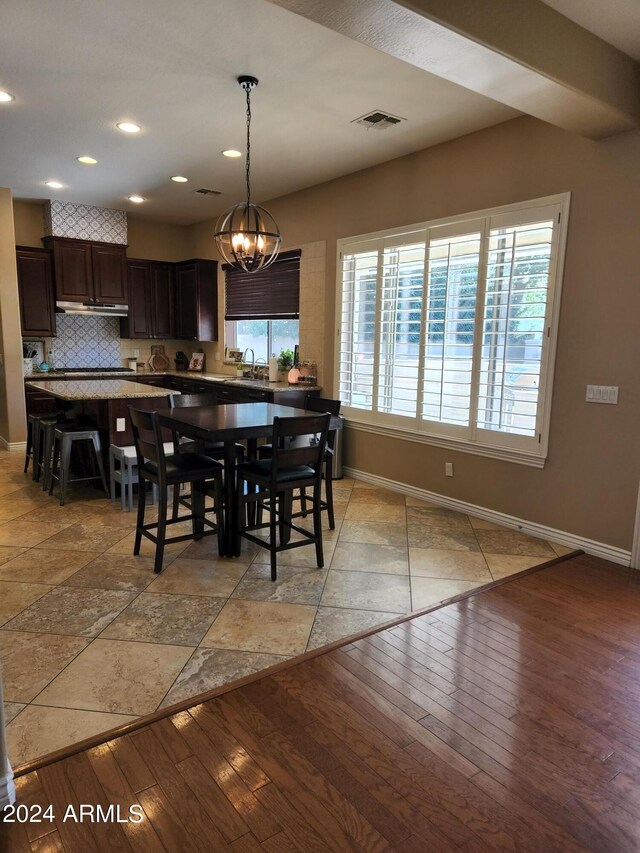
[224, 249, 301, 320]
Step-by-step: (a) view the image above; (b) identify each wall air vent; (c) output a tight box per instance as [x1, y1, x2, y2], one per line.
[352, 110, 406, 130]
[194, 188, 222, 195]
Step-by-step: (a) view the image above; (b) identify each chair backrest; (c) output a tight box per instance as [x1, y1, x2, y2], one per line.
[305, 395, 340, 450]
[128, 407, 168, 477]
[271, 414, 330, 485]
[170, 393, 217, 408]
[305, 395, 341, 417]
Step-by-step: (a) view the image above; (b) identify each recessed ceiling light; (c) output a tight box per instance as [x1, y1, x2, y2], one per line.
[171, 176, 188, 183]
[222, 149, 242, 158]
[116, 122, 141, 134]
[45, 181, 64, 189]
[0, 91, 15, 103]
[128, 194, 145, 203]
[77, 155, 97, 165]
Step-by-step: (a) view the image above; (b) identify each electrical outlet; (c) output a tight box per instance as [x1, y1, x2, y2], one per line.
[116, 418, 126, 432]
[586, 385, 618, 404]
[133, 349, 139, 358]
[445, 462, 454, 477]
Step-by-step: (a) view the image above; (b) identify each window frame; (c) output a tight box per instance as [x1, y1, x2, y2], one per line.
[225, 319, 300, 362]
[334, 193, 571, 468]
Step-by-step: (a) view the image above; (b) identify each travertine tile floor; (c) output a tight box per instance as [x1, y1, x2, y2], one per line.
[0, 449, 572, 766]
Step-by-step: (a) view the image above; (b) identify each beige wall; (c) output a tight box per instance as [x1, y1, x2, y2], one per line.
[0, 190, 27, 444]
[192, 116, 640, 551]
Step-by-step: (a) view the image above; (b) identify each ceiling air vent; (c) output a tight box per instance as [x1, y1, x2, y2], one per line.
[194, 188, 222, 196]
[352, 110, 406, 130]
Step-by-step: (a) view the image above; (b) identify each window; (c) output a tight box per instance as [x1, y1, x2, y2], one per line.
[336, 195, 569, 465]
[224, 249, 301, 362]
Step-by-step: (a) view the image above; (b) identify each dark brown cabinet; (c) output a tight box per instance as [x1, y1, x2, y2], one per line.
[16, 247, 56, 337]
[44, 237, 128, 304]
[175, 259, 217, 341]
[121, 260, 175, 339]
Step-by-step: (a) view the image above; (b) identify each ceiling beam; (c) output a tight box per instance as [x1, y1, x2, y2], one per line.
[267, 0, 640, 138]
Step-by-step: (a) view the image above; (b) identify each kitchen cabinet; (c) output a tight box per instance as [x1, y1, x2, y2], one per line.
[16, 246, 56, 337]
[121, 260, 175, 339]
[44, 237, 128, 304]
[175, 259, 217, 341]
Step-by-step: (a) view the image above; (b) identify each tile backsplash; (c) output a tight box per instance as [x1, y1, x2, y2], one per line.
[43, 200, 127, 244]
[51, 315, 121, 368]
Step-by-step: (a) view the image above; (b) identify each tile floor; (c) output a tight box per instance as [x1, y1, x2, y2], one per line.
[0, 450, 572, 766]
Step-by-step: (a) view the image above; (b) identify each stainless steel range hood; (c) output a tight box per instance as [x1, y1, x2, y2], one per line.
[56, 301, 129, 318]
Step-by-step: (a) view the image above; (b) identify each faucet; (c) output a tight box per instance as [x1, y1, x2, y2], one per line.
[242, 348, 255, 379]
[254, 357, 268, 380]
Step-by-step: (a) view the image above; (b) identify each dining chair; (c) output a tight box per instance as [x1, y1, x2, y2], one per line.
[258, 395, 341, 528]
[129, 407, 224, 573]
[168, 392, 245, 518]
[237, 413, 331, 580]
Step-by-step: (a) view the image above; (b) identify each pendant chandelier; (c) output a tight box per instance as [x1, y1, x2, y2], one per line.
[214, 76, 281, 273]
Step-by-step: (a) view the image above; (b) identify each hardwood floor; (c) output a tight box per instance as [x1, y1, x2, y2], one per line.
[3, 553, 640, 852]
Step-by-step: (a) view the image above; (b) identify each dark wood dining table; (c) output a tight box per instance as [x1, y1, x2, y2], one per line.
[158, 403, 332, 557]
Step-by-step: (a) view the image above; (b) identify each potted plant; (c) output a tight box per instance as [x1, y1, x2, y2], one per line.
[277, 348, 295, 373]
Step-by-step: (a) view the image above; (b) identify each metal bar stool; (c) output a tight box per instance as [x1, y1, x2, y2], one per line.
[25, 414, 58, 482]
[48, 427, 109, 506]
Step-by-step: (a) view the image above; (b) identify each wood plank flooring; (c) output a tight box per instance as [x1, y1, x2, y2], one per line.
[3, 553, 640, 852]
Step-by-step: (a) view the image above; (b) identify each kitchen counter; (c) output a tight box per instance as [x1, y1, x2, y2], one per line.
[25, 379, 178, 400]
[24, 370, 137, 382]
[134, 370, 322, 393]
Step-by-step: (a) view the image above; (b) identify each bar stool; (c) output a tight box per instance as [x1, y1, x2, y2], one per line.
[109, 444, 165, 511]
[48, 427, 109, 506]
[24, 414, 58, 482]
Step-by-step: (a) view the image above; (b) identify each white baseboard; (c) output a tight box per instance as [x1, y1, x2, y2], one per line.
[0, 769, 15, 809]
[343, 466, 632, 567]
[0, 437, 26, 452]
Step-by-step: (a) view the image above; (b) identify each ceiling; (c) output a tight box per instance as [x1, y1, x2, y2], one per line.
[0, 0, 517, 224]
[540, 0, 640, 61]
[0, 0, 518, 224]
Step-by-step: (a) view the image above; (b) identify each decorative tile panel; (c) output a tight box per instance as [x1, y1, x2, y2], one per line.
[52, 315, 121, 368]
[43, 200, 127, 244]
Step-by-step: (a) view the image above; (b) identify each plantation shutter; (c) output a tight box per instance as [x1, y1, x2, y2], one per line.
[224, 249, 301, 320]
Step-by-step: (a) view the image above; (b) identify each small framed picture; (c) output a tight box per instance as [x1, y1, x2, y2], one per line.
[188, 352, 205, 372]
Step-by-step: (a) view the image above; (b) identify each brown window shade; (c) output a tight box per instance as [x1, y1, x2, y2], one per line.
[224, 249, 301, 320]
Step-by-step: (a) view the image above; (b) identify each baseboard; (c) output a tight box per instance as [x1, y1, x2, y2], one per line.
[343, 466, 632, 567]
[0, 770, 16, 809]
[0, 437, 26, 453]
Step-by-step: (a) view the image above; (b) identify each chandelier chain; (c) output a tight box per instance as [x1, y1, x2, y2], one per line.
[244, 81, 252, 206]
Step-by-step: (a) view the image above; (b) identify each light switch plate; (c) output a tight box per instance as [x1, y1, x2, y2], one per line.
[586, 385, 619, 404]
[116, 418, 126, 431]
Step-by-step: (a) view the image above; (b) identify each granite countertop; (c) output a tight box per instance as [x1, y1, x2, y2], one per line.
[24, 369, 321, 393]
[25, 379, 179, 401]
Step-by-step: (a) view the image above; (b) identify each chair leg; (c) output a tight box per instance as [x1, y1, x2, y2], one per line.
[325, 455, 335, 530]
[154, 486, 167, 573]
[300, 486, 308, 517]
[32, 420, 41, 482]
[172, 483, 181, 520]
[59, 435, 72, 506]
[192, 480, 205, 540]
[269, 489, 278, 582]
[91, 434, 109, 497]
[49, 436, 60, 497]
[121, 464, 127, 511]
[133, 476, 147, 556]
[214, 474, 224, 558]
[313, 482, 324, 568]
[109, 452, 116, 503]
[42, 425, 54, 493]
[24, 421, 32, 473]
[128, 465, 134, 512]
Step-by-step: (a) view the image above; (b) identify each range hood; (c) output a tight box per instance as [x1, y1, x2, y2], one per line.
[56, 301, 129, 318]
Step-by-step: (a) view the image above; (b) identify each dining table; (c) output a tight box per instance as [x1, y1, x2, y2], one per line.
[158, 402, 341, 557]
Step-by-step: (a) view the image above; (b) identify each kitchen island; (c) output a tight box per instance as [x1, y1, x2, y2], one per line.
[25, 378, 178, 449]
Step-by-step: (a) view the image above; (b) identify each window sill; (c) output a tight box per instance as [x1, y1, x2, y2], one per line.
[345, 419, 547, 468]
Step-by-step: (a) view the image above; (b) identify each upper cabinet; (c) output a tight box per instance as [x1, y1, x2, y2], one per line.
[16, 247, 56, 337]
[175, 259, 218, 341]
[121, 259, 175, 339]
[44, 237, 128, 304]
